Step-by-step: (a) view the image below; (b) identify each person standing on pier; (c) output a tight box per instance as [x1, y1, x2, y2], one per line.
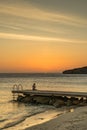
[32, 83, 36, 90]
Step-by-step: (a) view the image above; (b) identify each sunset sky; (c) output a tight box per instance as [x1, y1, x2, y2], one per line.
[0, 0, 87, 73]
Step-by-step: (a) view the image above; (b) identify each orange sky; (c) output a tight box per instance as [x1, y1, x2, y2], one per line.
[0, 0, 87, 73]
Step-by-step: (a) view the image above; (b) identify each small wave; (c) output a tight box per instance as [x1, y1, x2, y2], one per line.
[0, 117, 26, 130]
[0, 119, 7, 122]
[0, 110, 46, 130]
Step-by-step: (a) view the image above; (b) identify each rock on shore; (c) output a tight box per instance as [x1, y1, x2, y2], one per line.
[17, 95, 87, 107]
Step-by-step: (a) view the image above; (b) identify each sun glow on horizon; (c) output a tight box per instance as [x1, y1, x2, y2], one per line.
[0, 0, 87, 73]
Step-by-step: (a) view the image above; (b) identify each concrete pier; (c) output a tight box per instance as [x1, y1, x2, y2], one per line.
[12, 89, 87, 107]
[12, 89, 87, 98]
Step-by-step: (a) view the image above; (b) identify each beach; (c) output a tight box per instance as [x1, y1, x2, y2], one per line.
[25, 106, 87, 130]
[0, 74, 87, 130]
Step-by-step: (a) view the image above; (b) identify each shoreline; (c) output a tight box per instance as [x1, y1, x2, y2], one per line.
[25, 106, 87, 130]
[6, 106, 77, 130]
[1, 103, 87, 130]
[5, 106, 70, 130]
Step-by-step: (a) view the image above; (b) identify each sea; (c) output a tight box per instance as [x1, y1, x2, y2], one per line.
[0, 73, 87, 130]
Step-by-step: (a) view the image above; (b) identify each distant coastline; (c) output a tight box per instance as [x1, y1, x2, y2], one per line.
[0, 73, 61, 78]
[1, 66, 87, 77]
[63, 66, 87, 74]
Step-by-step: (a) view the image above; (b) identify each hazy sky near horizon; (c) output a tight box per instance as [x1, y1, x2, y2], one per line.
[0, 0, 87, 72]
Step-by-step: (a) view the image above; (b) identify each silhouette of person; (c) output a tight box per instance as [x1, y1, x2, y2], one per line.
[32, 83, 36, 90]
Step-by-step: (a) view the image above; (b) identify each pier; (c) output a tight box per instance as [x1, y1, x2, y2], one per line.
[12, 89, 87, 98]
[12, 84, 87, 107]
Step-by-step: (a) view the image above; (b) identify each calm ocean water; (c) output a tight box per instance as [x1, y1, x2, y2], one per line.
[0, 73, 87, 129]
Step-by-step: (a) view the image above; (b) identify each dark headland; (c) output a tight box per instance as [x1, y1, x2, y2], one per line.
[63, 66, 87, 74]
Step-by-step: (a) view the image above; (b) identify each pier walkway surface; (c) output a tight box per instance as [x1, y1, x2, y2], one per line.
[12, 90, 87, 98]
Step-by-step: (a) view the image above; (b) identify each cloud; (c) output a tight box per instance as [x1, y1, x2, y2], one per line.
[0, 1, 87, 43]
[0, 3, 87, 27]
[0, 32, 87, 44]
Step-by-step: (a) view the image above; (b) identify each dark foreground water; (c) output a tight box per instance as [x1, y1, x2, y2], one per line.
[0, 73, 87, 129]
